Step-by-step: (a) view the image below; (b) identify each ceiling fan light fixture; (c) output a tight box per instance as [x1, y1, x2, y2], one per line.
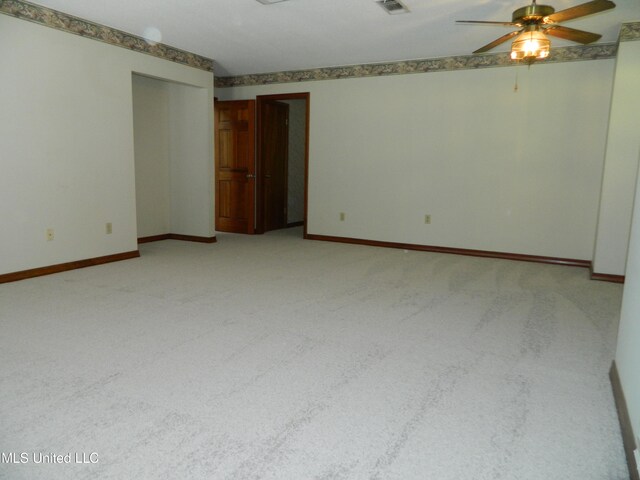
[458, 0, 615, 62]
[510, 29, 551, 63]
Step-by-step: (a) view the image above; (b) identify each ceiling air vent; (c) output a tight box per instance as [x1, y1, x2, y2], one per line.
[377, 0, 410, 15]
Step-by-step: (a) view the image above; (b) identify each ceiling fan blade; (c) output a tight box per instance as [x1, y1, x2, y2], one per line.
[473, 30, 521, 54]
[545, 25, 602, 43]
[456, 20, 518, 26]
[544, 0, 615, 24]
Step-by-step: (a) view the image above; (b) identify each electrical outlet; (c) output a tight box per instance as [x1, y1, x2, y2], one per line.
[106, 222, 112, 235]
[340, 212, 345, 221]
[46, 228, 54, 241]
[424, 214, 431, 225]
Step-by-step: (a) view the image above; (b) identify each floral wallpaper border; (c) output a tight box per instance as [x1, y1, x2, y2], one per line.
[0, 0, 214, 72]
[2, 0, 635, 84]
[217, 21, 639, 88]
[215, 43, 617, 88]
[620, 21, 640, 42]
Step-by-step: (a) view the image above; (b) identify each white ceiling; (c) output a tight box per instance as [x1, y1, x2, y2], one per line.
[29, 0, 640, 76]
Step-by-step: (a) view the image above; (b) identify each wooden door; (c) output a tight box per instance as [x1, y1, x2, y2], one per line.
[215, 100, 255, 234]
[260, 101, 289, 232]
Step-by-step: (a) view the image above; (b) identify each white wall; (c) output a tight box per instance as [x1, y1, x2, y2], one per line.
[593, 38, 640, 276]
[167, 82, 214, 237]
[616, 146, 640, 450]
[133, 76, 213, 239]
[133, 75, 171, 238]
[612, 34, 640, 450]
[219, 60, 614, 259]
[0, 14, 214, 275]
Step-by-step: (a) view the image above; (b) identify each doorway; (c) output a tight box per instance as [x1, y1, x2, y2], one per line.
[215, 93, 309, 236]
[257, 93, 309, 235]
[133, 74, 213, 241]
[259, 99, 289, 232]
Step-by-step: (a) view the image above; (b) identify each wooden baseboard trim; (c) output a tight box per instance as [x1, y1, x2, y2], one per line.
[138, 234, 171, 244]
[167, 234, 217, 244]
[590, 270, 626, 283]
[610, 361, 639, 480]
[138, 234, 217, 244]
[304, 234, 591, 268]
[0, 250, 140, 284]
[287, 221, 304, 228]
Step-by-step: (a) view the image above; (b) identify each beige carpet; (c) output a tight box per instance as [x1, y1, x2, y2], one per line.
[0, 227, 628, 479]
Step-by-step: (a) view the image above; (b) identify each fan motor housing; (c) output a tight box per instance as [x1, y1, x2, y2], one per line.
[512, 4, 555, 23]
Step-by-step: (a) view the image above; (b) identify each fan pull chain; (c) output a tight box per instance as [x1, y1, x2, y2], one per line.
[514, 69, 519, 93]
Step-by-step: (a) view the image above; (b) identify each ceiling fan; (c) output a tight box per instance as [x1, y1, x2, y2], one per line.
[456, 0, 616, 64]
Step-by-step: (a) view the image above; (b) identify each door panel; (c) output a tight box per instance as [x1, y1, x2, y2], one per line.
[215, 100, 255, 233]
[260, 101, 289, 232]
